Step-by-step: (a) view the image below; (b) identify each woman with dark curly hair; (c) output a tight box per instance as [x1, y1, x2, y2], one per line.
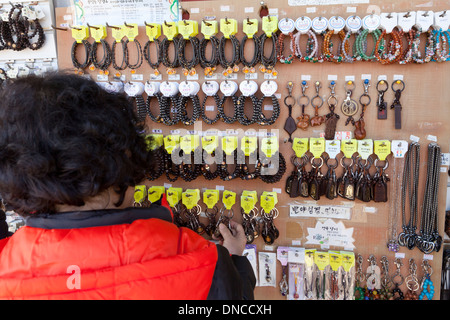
[0, 73, 254, 300]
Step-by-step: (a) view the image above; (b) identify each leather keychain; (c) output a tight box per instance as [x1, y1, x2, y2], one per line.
[283, 81, 297, 142]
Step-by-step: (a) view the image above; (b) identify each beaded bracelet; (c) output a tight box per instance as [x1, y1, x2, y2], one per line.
[164, 147, 181, 182]
[374, 28, 403, 64]
[398, 29, 416, 64]
[7, 5, 27, 51]
[146, 91, 162, 123]
[259, 32, 278, 74]
[158, 94, 180, 126]
[355, 29, 382, 61]
[143, 38, 162, 76]
[129, 94, 147, 124]
[201, 92, 221, 125]
[237, 149, 261, 181]
[218, 94, 238, 124]
[25, 18, 45, 50]
[432, 29, 450, 62]
[236, 94, 261, 126]
[178, 93, 201, 126]
[277, 32, 295, 64]
[178, 36, 200, 76]
[71, 39, 92, 73]
[411, 28, 435, 63]
[218, 149, 240, 181]
[258, 94, 280, 126]
[323, 29, 349, 63]
[161, 36, 181, 74]
[292, 31, 318, 62]
[180, 148, 203, 182]
[124, 38, 143, 71]
[144, 146, 165, 181]
[218, 34, 241, 76]
[240, 34, 261, 73]
[111, 39, 128, 76]
[90, 39, 112, 73]
[201, 150, 220, 180]
[259, 151, 286, 184]
[199, 35, 220, 76]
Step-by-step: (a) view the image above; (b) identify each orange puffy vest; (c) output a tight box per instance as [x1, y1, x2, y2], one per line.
[0, 217, 218, 299]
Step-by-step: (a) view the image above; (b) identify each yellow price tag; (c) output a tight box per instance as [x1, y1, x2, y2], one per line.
[241, 190, 257, 214]
[162, 21, 178, 41]
[340, 251, 355, 272]
[133, 185, 147, 205]
[220, 18, 238, 39]
[201, 20, 218, 40]
[314, 251, 330, 271]
[374, 140, 391, 161]
[261, 136, 279, 158]
[292, 138, 309, 158]
[341, 139, 358, 158]
[178, 20, 199, 39]
[146, 23, 161, 41]
[146, 134, 163, 151]
[222, 190, 236, 210]
[241, 136, 258, 156]
[260, 191, 277, 213]
[329, 252, 342, 271]
[242, 19, 258, 38]
[123, 23, 139, 41]
[222, 136, 238, 156]
[262, 16, 278, 37]
[166, 187, 182, 208]
[71, 25, 89, 43]
[164, 135, 180, 155]
[305, 249, 316, 267]
[202, 136, 219, 154]
[203, 189, 220, 209]
[180, 135, 200, 154]
[182, 189, 200, 210]
[357, 139, 373, 160]
[90, 25, 107, 43]
[148, 186, 165, 203]
[111, 25, 124, 42]
[309, 138, 325, 158]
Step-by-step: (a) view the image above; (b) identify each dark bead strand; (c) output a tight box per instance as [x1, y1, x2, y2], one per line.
[257, 94, 280, 125]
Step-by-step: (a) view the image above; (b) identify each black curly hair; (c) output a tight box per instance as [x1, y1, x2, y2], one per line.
[0, 72, 151, 215]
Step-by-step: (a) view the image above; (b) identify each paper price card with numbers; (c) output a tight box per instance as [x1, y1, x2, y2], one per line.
[222, 136, 238, 156]
[222, 190, 236, 210]
[374, 140, 391, 161]
[241, 136, 258, 156]
[180, 135, 200, 154]
[203, 189, 220, 209]
[325, 140, 341, 159]
[71, 25, 89, 43]
[146, 23, 161, 41]
[182, 189, 200, 210]
[148, 186, 165, 203]
[309, 137, 325, 159]
[357, 139, 373, 160]
[292, 138, 309, 158]
[341, 139, 357, 158]
[261, 191, 278, 213]
[260, 136, 279, 158]
[166, 187, 182, 208]
[164, 135, 180, 155]
[241, 190, 258, 214]
[202, 135, 218, 154]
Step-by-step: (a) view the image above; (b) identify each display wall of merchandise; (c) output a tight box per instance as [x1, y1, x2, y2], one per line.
[47, 0, 450, 299]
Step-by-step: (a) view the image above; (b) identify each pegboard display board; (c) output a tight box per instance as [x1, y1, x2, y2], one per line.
[53, 0, 450, 300]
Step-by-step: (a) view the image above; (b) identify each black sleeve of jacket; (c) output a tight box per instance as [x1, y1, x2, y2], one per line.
[207, 245, 256, 300]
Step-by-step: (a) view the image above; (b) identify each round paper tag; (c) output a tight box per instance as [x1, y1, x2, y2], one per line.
[179, 81, 199, 97]
[328, 16, 346, 32]
[239, 80, 258, 97]
[362, 14, 381, 31]
[97, 81, 124, 93]
[295, 16, 312, 34]
[160, 81, 179, 97]
[202, 81, 219, 96]
[260, 80, 278, 97]
[124, 81, 145, 97]
[311, 16, 328, 33]
[220, 80, 238, 97]
[144, 81, 160, 96]
[278, 18, 295, 35]
[346, 15, 362, 32]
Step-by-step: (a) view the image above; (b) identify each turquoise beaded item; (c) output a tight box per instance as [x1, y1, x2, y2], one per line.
[419, 275, 434, 300]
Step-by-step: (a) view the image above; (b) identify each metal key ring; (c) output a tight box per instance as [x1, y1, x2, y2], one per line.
[359, 93, 371, 106]
[284, 94, 296, 107]
[311, 156, 324, 168]
[298, 93, 310, 107]
[374, 158, 389, 170]
[327, 95, 338, 107]
[311, 94, 324, 108]
[391, 79, 405, 92]
[326, 157, 339, 169]
[340, 156, 354, 168]
[376, 79, 389, 92]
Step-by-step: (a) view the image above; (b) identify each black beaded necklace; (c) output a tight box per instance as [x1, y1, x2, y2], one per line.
[240, 34, 261, 73]
[259, 32, 278, 72]
[111, 39, 127, 74]
[178, 36, 200, 76]
[90, 39, 112, 72]
[161, 36, 181, 73]
[178, 92, 201, 126]
[258, 94, 280, 125]
[124, 38, 143, 70]
[199, 35, 220, 75]
[236, 94, 261, 126]
[218, 93, 238, 124]
[143, 38, 162, 74]
[71, 39, 92, 72]
[218, 34, 240, 74]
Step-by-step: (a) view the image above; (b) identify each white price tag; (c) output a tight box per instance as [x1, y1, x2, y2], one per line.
[295, 16, 312, 34]
[346, 15, 362, 33]
[325, 140, 341, 159]
[362, 14, 381, 31]
[328, 16, 346, 33]
[144, 81, 160, 96]
[311, 16, 328, 33]
[278, 18, 295, 35]
[239, 80, 258, 97]
[179, 81, 200, 97]
[391, 140, 408, 158]
[434, 11, 450, 30]
[416, 11, 434, 31]
[220, 80, 238, 96]
[202, 81, 219, 96]
[160, 81, 179, 97]
[380, 12, 398, 33]
[260, 80, 278, 97]
[398, 11, 416, 32]
[124, 81, 145, 97]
